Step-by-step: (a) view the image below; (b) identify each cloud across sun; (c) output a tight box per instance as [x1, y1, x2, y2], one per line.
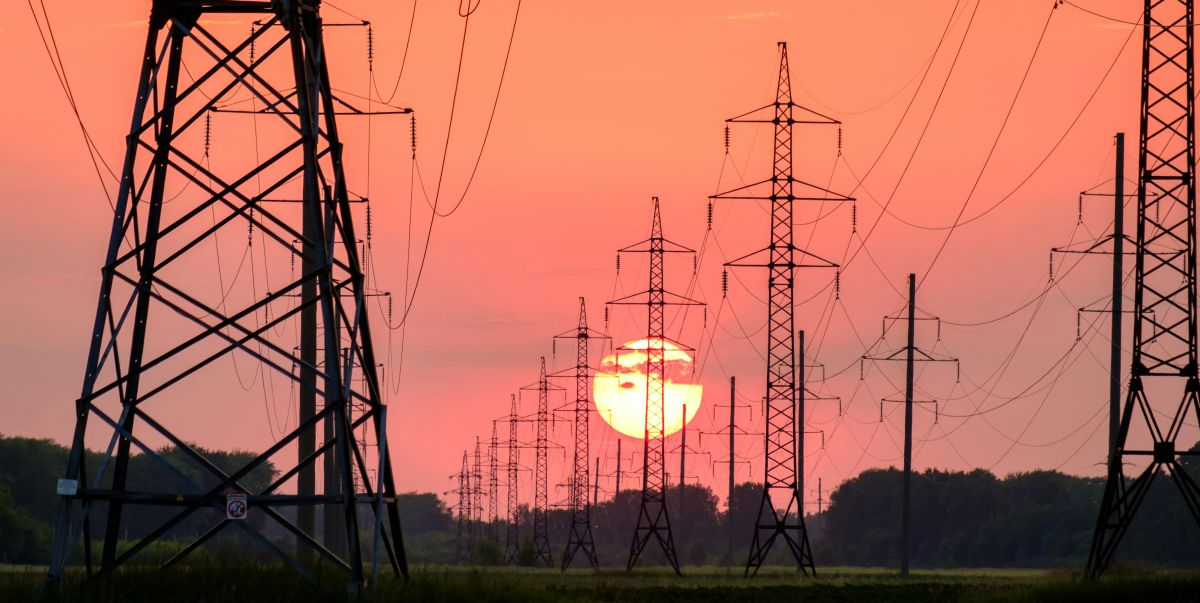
[593, 338, 702, 439]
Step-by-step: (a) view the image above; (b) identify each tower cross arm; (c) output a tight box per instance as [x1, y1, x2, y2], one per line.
[723, 244, 840, 270]
[606, 290, 706, 307]
[709, 176, 855, 202]
[725, 102, 841, 125]
[618, 238, 697, 254]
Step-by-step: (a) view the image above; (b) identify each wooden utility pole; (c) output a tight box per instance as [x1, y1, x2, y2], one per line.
[728, 377, 736, 567]
[862, 274, 958, 578]
[900, 274, 916, 578]
[1109, 132, 1124, 465]
[616, 439, 622, 497]
[680, 404, 688, 491]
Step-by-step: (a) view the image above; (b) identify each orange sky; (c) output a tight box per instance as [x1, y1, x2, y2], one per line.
[1, 0, 1175, 508]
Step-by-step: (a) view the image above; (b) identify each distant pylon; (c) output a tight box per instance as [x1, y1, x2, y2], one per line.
[472, 436, 484, 548]
[520, 358, 561, 567]
[504, 394, 521, 564]
[552, 297, 607, 571]
[455, 451, 470, 564]
[44, 0, 407, 587]
[712, 41, 851, 577]
[489, 422, 501, 544]
[609, 197, 704, 574]
[1088, 0, 1200, 577]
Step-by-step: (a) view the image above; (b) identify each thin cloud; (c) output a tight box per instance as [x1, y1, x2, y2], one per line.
[714, 11, 789, 21]
[450, 318, 534, 331]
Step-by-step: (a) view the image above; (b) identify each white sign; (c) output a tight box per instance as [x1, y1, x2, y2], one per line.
[56, 479, 78, 496]
[226, 493, 248, 520]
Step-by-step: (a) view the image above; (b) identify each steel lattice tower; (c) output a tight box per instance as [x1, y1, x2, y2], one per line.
[472, 437, 484, 548]
[488, 422, 501, 544]
[1088, 0, 1200, 577]
[712, 42, 851, 577]
[610, 198, 703, 574]
[45, 0, 406, 587]
[505, 394, 521, 563]
[553, 297, 605, 571]
[455, 451, 471, 563]
[520, 358, 558, 567]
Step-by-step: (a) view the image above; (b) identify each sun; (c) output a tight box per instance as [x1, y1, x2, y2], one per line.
[592, 338, 703, 439]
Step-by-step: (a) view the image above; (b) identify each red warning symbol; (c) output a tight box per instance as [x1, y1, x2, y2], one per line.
[226, 493, 248, 521]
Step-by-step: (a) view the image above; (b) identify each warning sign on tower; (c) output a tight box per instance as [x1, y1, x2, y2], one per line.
[226, 493, 248, 521]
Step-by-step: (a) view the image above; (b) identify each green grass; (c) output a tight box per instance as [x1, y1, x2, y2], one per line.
[3, 564, 1199, 602]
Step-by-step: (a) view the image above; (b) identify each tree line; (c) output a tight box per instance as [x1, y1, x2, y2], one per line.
[3, 435, 1199, 568]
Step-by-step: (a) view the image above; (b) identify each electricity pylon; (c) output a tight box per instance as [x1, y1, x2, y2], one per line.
[861, 274, 958, 577]
[489, 422, 501, 544]
[46, 0, 406, 587]
[472, 437, 484, 547]
[520, 358, 562, 567]
[504, 394, 523, 563]
[609, 197, 704, 574]
[712, 42, 851, 577]
[552, 298, 608, 571]
[454, 451, 471, 563]
[1088, 0, 1200, 577]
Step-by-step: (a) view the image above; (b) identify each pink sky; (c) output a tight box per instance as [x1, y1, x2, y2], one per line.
[1, 0, 1176, 508]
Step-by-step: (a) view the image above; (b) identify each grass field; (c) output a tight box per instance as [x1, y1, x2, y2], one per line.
[3, 564, 1199, 602]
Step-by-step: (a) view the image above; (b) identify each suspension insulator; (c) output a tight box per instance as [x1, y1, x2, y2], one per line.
[204, 111, 212, 157]
[721, 269, 728, 297]
[367, 24, 375, 72]
[249, 24, 256, 62]
[834, 270, 841, 300]
[692, 256, 697, 274]
[387, 294, 393, 323]
[703, 307, 707, 328]
[706, 201, 713, 230]
[1077, 195, 1083, 225]
[724, 125, 730, 153]
[410, 114, 418, 156]
[248, 207, 254, 245]
[1048, 252, 1054, 281]
[616, 254, 620, 273]
[837, 126, 843, 155]
[366, 201, 373, 243]
[851, 201, 857, 233]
